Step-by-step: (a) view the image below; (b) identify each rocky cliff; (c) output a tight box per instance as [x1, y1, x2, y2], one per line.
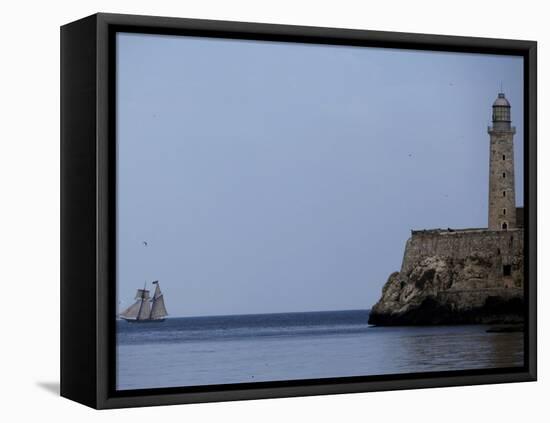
[368, 228, 524, 325]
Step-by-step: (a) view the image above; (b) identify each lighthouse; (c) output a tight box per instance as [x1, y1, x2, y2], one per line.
[488, 93, 517, 231]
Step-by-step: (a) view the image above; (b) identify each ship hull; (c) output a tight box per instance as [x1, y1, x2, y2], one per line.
[122, 318, 166, 323]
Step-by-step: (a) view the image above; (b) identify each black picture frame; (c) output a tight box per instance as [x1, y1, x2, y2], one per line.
[61, 12, 537, 409]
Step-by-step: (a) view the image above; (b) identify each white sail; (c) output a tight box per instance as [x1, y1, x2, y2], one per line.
[150, 295, 168, 319]
[150, 282, 168, 319]
[137, 299, 151, 320]
[152, 283, 162, 300]
[135, 289, 150, 300]
[121, 288, 152, 320]
[119, 300, 142, 320]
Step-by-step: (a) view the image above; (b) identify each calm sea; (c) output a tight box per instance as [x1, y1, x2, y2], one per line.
[116, 310, 523, 390]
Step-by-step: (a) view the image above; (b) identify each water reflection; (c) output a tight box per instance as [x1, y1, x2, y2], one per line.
[389, 326, 523, 372]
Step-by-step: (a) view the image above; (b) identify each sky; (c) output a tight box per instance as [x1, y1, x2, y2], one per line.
[116, 32, 523, 317]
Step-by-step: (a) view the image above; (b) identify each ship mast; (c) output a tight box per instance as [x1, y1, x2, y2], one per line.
[136, 281, 146, 320]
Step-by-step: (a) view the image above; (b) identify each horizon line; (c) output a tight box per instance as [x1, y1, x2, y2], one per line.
[117, 307, 371, 320]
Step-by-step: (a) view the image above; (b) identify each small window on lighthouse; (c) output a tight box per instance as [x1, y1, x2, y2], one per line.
[502, 154, 506, 160]
[503, 191, 506, 197]
[502, 172, 506, 178]
[503, 208, 507, 215]
[502, 222, 508, 230]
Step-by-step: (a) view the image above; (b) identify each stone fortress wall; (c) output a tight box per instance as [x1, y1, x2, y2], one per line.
[402, 227, 524, 290]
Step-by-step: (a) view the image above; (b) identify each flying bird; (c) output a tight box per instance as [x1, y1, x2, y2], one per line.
[143, 241, 148, 247]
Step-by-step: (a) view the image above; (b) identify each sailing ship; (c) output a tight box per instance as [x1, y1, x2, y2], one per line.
[119, 281, 168, 323]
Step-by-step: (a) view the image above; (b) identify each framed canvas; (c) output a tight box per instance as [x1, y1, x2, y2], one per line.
[60, 13, 537, 409]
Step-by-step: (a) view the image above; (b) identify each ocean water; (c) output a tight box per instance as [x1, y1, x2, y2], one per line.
[116, 310, 523, 390]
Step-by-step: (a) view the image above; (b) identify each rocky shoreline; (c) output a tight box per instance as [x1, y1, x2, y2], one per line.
[368, 287, 524, 325]
[368, 229, 524, 326]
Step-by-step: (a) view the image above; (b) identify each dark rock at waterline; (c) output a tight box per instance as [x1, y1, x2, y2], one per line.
[368, 294, 524, 326]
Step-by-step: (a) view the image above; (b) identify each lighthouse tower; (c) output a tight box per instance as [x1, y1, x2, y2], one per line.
[488, 93, 516, 231]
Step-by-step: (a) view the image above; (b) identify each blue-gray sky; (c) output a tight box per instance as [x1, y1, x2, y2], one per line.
[116, 33, 523, 317]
